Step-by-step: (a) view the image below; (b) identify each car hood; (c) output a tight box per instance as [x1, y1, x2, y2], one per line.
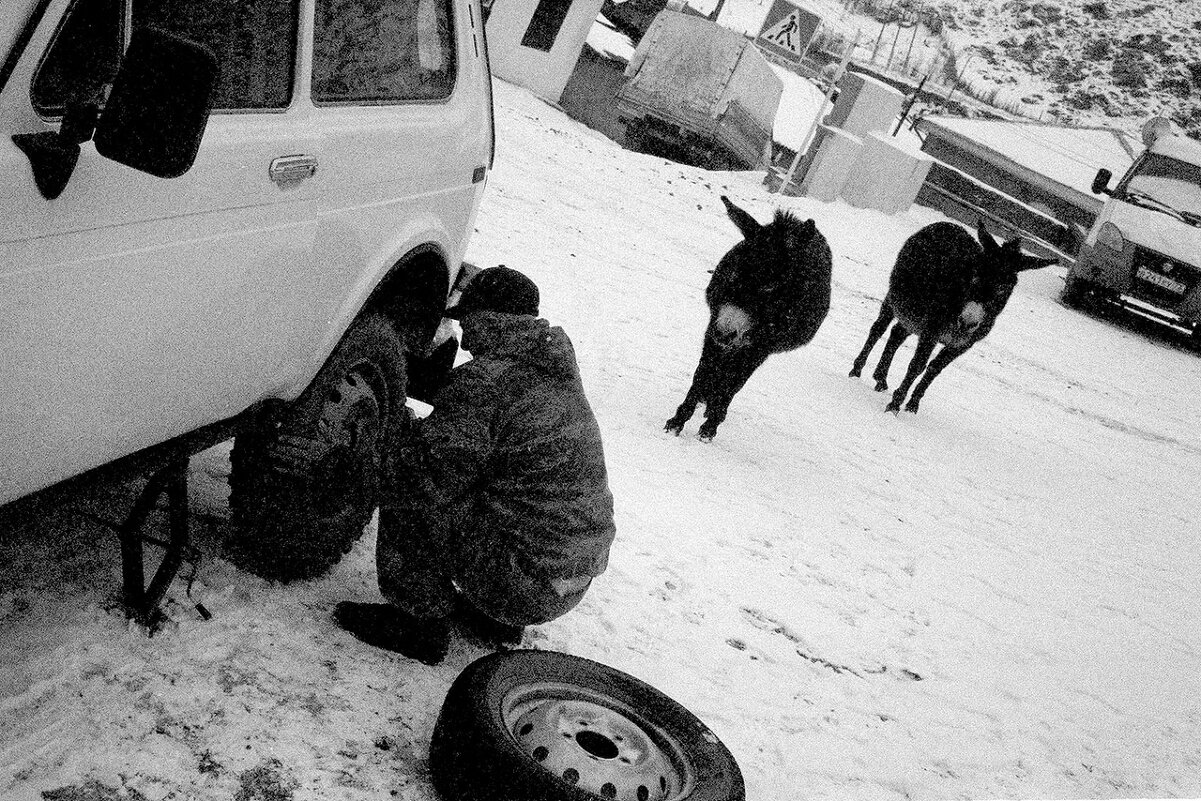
[1105, 201, 1201, 265]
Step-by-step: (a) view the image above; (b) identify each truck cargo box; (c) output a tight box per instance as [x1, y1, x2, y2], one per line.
[616, 11, 783, 169]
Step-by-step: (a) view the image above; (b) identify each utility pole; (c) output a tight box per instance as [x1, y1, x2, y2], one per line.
[893, 72, 929, 135]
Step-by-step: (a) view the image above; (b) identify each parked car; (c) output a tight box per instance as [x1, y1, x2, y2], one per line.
[1063, 122, 1201, 340]
[1, 0, 494, 584]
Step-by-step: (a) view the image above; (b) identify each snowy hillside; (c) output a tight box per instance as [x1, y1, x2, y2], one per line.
[940, 0, 1201, 137]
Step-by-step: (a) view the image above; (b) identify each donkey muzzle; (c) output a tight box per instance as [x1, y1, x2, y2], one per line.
[709, 304, 753, 350]
[955, 301, 985, 337]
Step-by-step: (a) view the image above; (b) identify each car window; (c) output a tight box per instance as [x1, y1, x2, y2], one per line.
[31, 0, 298, 115]
[31, 0, 124, 116]
[131, 0, 298, 111]
[312, 0, 456, 104]
[1128, 154, 1201, 216]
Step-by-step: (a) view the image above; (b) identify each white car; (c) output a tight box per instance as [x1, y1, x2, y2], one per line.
[1064, 128, 1201, 339]
[0, 0, 493, 592]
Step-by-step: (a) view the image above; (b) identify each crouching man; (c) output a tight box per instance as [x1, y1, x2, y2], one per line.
[334, 266, 617, 665]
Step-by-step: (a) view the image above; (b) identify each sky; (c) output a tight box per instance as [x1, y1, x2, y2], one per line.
[1, 77, 1200, 801]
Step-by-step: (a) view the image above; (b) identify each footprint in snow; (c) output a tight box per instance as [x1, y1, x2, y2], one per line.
[724, 637, 770, 663]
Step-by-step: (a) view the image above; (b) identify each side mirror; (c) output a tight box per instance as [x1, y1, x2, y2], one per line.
[11, 99, 103, 200]
[94, 26, 219, 179]
[1091, 168, 1112, 196]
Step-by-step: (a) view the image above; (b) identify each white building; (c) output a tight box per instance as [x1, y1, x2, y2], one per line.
[485, 0, 607, 103]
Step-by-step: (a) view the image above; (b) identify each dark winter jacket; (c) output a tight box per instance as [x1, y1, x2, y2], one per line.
[386, 311, 616, 598]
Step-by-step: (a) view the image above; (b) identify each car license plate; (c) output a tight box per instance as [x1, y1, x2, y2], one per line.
[1137, 266, 1187, 294]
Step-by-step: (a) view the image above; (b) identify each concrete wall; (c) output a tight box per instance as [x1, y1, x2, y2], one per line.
[486, 0, 606, 103]
[558, 45, 629, 144]
[920, 133, 1097, 235]
[917, 161, 1077, 254]
[842, 133, 933, 214]
[824, 72, 903, 137]
[796, 126, 862, 201]
[792, 127, 932, 214]
[784, 73, 930, 215]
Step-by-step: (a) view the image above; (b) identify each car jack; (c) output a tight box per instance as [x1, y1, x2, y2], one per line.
[121, 456, 201, 627]
[81, 456, 205, 629]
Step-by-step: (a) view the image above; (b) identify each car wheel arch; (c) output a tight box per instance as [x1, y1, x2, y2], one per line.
[366, 243, 453, 356]
[283, 242, 454, 403]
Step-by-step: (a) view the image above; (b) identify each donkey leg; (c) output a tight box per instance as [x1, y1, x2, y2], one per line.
[665, 337, 718, 434]
[904, 345, 968, 413]
[697, 408, 724, 442]
[665, 386, 700, 435]
[886, 335, 938, 414]
[697, 351, 767, 442]
[850, 303, 895, 378]
[873, 323, 911, 392]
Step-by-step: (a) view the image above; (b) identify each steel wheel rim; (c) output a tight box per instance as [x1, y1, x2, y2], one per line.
[500, 680, 695, 801]
[312, 358, 386, 510]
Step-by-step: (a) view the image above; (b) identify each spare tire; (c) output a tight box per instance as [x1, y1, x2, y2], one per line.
[430, 650, 744, 801]
[225, 311, 407, 582]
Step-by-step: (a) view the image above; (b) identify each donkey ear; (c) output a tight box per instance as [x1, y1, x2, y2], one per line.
[976, 219, 1001, 254]
[721, 195, 763, 239]
[1017, 255, 1060, 271]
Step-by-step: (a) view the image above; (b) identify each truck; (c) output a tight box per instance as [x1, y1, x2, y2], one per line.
[1063, 121, 1201, 340]
[615, 10, 783, 171]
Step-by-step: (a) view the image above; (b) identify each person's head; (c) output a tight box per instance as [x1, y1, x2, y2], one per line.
[446, 265, 540, 321]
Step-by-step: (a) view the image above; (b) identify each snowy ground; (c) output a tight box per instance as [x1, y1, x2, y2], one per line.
[3, 78, 1201, 801]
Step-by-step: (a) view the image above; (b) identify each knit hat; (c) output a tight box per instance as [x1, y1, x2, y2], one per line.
[445, 265, 540, 319]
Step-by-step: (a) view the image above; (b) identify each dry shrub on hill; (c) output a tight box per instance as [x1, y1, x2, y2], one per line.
[943, 0, 1201, 137]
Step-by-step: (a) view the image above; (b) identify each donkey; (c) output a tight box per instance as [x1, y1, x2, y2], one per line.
[849, 219, 1057, 414]
[665, 195, 832, 441]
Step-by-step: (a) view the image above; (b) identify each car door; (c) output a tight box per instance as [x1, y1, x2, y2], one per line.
[301, 0, 493, 347]
[0, 0, 319, 505]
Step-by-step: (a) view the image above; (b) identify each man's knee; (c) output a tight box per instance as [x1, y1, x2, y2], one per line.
[458, 573, 589, 627]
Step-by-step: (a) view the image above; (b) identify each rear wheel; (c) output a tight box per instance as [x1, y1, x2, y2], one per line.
[225, 311, 407, 582]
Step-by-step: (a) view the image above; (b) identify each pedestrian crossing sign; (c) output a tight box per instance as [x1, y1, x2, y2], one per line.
[756, 0, 821, 63]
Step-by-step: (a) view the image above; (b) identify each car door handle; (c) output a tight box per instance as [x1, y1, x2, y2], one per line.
[269, 154, 318, 184]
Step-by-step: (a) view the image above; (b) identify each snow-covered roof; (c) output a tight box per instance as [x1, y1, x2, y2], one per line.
[1150, 134, 1201, 167]
[916, 116, 1136, 200]
[675, 0, 763, 35]
[769, 64, 827, 152]
[586, 14, 636, 63]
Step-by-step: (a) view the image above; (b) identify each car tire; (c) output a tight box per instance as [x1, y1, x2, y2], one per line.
[225, 311, 407, 582]
[1060, 276, 1093, 308]
[1189, 322, 1201, 351]
[429, 650, 745, 801]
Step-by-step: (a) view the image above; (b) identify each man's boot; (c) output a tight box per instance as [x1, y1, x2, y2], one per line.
[453, 595, 525, 649]
[333, 601, 450, 665]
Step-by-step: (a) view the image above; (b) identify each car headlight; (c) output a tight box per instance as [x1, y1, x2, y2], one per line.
[1096, 221, 1125, 251]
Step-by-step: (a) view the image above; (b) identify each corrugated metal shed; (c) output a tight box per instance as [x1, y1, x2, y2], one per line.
[915, 116, 1137, 210]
